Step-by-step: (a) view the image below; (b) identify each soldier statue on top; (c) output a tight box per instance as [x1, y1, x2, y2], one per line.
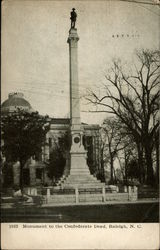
[70, 8, 77, 29]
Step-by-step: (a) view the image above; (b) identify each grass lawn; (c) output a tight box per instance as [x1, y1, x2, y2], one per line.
[1, 202, 159, 223]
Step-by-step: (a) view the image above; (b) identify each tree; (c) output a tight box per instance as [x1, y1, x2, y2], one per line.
[1, 110, 50, 192]
[102, 117, 123, 184]
[153, 120, 159, 185]
[102, 117, 135, 184]
[127, 159, 140, 181]
[117, 143, 139, 185]
[86, 50, 159, 185]
[47, 132, 70, 183]
[2, 162, 13, 188]
[48, 147, 66, 183]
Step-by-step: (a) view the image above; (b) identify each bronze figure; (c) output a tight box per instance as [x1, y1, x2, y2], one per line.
[70, 8, 77, 29]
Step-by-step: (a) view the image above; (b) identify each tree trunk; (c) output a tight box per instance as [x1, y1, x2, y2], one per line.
[124, 151, 128, 183]
[113, 168, 117, 184]
[144, 145, 154, 185]
[136, 143, 144, 184]
[117, 156, 125, 183]
[100, 147, 105, 182]
[110, 156, 114, 184]
[155, 136, 159, 185]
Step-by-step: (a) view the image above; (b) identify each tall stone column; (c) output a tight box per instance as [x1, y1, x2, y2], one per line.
[68, 28, 86, 156]
[68, 28, 81, 129]
[67, 28, 89, 173]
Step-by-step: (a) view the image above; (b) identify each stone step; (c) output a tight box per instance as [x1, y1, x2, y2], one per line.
[70, 167, 90, 170]
[63, 182, 103, 186]
[62, 182, 102, 186]
[66, 174, 96, 178]
[66, 173, 98, 177]
[57, 177, 101, 186]
[62, 183, 104, 188]
[69, 172, 91, 175]
[63, 176, 101, 183]
[70, 169, 90, 174]
[64, 178, 101, 184]
[69, 172, 90, 176]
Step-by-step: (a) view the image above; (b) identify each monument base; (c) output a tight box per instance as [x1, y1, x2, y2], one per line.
[58, 150, 104, 189]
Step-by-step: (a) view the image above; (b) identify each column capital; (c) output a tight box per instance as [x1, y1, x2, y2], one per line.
[67, 28, 79, 44]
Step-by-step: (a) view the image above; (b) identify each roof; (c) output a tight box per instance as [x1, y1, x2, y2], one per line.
[1, 92, 32, 113]
[2, 98, 32, 108]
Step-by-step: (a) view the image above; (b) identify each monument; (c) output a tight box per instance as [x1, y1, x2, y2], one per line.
[60, 9, 104, 189]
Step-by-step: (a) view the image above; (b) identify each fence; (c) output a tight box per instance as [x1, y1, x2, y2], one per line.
[24, 185, 138, 204]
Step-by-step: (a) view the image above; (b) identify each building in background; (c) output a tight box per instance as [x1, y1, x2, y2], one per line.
[1, 92, 103, 187]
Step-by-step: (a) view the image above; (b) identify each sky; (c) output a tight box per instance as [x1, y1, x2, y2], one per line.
[2, 0, 160, 124]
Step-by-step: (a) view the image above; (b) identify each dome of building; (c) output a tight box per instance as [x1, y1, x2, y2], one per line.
[1, 92, 33, 114]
